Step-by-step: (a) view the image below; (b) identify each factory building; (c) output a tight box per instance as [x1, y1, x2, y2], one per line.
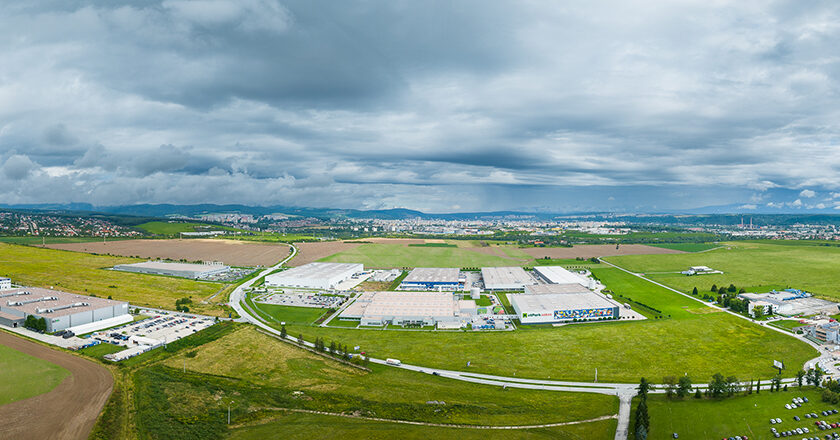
[264, 262, 363, 290]
[0, 286, 130, 333]
[0, 277, 11, 290]
[113, 261, 230, 279]
[533, 266, 596, 289]
[510, 284, 619, 324]
[398, 267, 462, 291]
[338, 291, 463, 327]
[481, 267, 536, 291]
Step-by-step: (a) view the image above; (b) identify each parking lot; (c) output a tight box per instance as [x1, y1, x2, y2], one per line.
[92, 314, 216, 347]
[256, 292, 346, 309]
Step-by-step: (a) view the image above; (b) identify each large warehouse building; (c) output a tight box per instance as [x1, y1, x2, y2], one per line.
[113, 261, 230, 279]
[0, 286, 130, 333]
[398, 267, 461, 290]
[510, 284, 619, 324]
[265, 262, 363, 290]
[338, 291, 462, 327]
[533, 266, 595, 289]
[481, 267, 536, 291]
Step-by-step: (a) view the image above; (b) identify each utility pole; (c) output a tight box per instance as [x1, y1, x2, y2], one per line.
[228, 401, 234, 424]
[595, 368, 598, 383]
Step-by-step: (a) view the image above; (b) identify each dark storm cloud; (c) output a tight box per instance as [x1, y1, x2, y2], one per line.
[1, 1, 840, 211]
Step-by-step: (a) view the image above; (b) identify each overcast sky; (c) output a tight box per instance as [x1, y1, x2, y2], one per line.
[1, 1, 840, 213]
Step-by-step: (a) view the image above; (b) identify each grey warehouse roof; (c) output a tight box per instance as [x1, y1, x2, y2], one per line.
[526, 283, 592, 295]
[1, 287, 127, 318]
[403, 267, 460, 283]
[510, 292, 616, 312]
[481, 267, 535, 289]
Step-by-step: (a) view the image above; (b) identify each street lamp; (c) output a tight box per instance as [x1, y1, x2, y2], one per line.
[228, 401, 234, 424]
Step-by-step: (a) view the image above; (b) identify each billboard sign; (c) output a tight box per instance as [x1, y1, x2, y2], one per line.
[773, 360, 785, 370]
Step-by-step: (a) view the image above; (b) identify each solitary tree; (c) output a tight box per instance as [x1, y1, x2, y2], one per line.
[634, 397, 650, 435]
[692, 287, 698, 296]
[709, 373, 726, 397]
[677, 376, 692, 398]
[280, 325, 287, 339]
[663, 376, 677, 398]
[711, 284, 718, 292]
[797, 370, 806, 388]
[637, 378, 650, 398]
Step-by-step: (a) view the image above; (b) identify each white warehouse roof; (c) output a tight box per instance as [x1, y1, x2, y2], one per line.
[533, 266, 590, 287]
[481, 267, 536, 290]
[510, 292, 615, 313]
[402, 267, 460, 284]
[265, 262, 363, 289]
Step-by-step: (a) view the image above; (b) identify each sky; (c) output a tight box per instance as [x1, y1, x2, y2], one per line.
[1, 1, 840, 213]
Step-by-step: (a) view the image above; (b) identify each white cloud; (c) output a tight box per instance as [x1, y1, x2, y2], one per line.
[800, 189, 817, 198]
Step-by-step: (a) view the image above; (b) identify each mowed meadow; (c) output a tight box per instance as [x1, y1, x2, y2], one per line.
[605, 241, 840, 300]
[0, 243, 221, 313]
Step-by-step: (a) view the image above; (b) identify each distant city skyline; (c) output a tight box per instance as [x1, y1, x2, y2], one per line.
[2, 1, 840, 213]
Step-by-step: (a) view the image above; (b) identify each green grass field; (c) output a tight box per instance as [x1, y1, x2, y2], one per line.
[648, 243, 719, 252]
[253, 267, 816, 382]
[162, 326, 618, 427]
[0, 236, 127, 245]
[606, 241, 840, 301]
[320, 242, 534, 268]
[0, 243, 221, 314]
[0, 343, 70, 406]
[637, 387, 836, 439]
[135, 221, 241, 235]
[768, 319, 809, 333]
[77, 342, 125, 357]
[228, 412, 617, 440]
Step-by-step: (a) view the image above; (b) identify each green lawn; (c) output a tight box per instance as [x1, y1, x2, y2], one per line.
[228, 412, 617, 440]
[637, 387, 835, 439]
[606, 241, 840, 301]
[0, 343, 70, 406]
[319, 243, 532, 268]
[254, 267, 816, 382]
[648, 243, 719, 252]
[0, 243, 221, 314]
[769, 319, 809, 333]
[77, 342, 125, 357]
[248, 302, 329, 326]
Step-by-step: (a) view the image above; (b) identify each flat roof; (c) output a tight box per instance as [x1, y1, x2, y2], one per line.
[402, 268, 460, 284]
[526, 283, 592, 295]
[115, 261, 229, 272]
[267, 262, 362, 281]
[1, 287, 127, 318]
[481, 267, 535, 289]
[510, 291, 616, 312]
[341, 291, 457, 319]
[533, 266, 589, 287]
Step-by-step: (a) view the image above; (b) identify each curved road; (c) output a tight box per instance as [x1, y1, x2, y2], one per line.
[231, 245, 826, 439]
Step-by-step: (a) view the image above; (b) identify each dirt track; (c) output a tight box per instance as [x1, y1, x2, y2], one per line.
[44, 238, 291, 266]
[519, 244, 683, 259]
[0, 331, 113, 440]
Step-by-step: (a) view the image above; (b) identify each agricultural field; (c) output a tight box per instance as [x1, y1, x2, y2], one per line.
[289, 241, 363, 266]
[134, 221, 239, 235]
[0, 343, 70, 406]
[647, 243, 720, 252]
[263, 268, 816, 382]
[0, 243, 223, 315]
[636, 387, 835, 439]
[228, 412, 617, 440]
[605, 241, 840, 301]
[44, 238, 291, 267]
[519, 244, 683, 260]
[319, 242, 532, 268]
[0, 236, 128, 245]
